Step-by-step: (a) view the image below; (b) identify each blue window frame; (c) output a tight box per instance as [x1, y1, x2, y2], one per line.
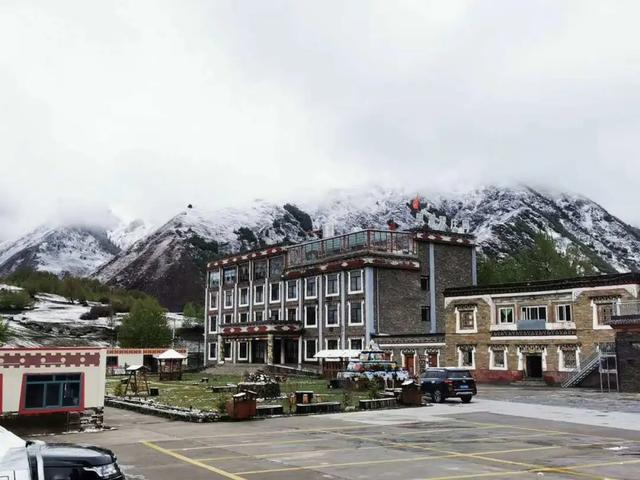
[24, 374, 81, 410]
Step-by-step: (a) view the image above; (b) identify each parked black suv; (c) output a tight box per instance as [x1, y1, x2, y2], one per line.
[27, 442, 125, 480]
[420, 368, 477, 403]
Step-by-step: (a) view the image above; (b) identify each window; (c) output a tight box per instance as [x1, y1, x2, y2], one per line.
[24, 374, 81, 410]
[223, 290, 234, 309]
[238, 263, 250, 283]
[238, 342, 248, 360]
[269, 309, 280, 321]
[223, 313, 233, 324]
[254, 285, 264, 304]
[326, 273, 339, 296]
[223, 341, 232, 360]
[209, 291, 218, 310]
[349, 301, 363, 325]
[458, 347, 475, 369]
[287, 307, 298, 321]
[560, 349, 578, 370]
[459, 310, 475, 330]
[223, 267, 237, 285]
[208, 315, 218, 333]
[254, 260, 267, 281]
[348, 270, 363, 293]
[239, 312, 249, 323]
[490, 348, 506, 369]
[557, 304, 572, 322]
[326, 303, 340, 326]
[349, 338, 363, 350]
[498, 307, 514, 324]
[254, 310, 264, 322]
[305, 305, 317, 327]
[420, 275, 430, 291]
[286, 280, 298, 301]
[106, 356, 117, 367]
[421, 306, 430, 322]
[596, 302, 615, 325]
[270, 283, 281, 303]
[239, 287, 249, 306]
[208, 342, 217, 360]
[304, 339, 318, 361]
[326, 338, 340, 350]
[269, 256, 284, 277]
[305, 277, 317, 298]
[521, 306, 547, 321]
[209, 270, 220, 288]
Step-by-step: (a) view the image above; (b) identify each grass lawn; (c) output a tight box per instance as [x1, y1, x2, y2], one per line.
[106, 372, 371, 413]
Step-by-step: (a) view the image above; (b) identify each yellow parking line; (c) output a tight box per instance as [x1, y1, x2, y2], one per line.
[177, 437, 326, 451]
[195, 445, 382, 462]
[141, 441, 246, 480]
[425, 470, 531, 480]
[233, 445, 557, 475]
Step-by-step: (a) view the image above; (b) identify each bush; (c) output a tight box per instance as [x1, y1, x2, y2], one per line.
[215, 395, 230, 413]
[80, 305, 113, 320]
[0, 320, 10, 345]
[118, 298, 172, 348]
[113, 382, 124, 397]
[0, 290, 34, 311]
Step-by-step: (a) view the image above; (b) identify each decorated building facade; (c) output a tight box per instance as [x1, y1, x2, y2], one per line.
[204, 228, 476, 373]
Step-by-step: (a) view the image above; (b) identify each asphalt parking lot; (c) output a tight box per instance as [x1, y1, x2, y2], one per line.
[37, 395, 640, 480]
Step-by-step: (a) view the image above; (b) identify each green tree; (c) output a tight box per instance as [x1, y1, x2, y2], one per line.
[0, 319, 10, 345]
[182, 302, 204, 328]
[478, 233, 596, 285]
[118, 298, 172, 348]
[0, 290, 35, 311]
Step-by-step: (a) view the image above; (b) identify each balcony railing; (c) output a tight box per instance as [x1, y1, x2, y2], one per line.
[286, 229, 417, 267]
[615, 301, 640, 319]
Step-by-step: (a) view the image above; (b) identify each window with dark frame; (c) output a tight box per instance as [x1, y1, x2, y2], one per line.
[239, 287, 249, 306]
[349, 338, 363, 350]
[327, 304, 339, 326]
[499, 307, 514, 324]
[223, 267, 237, 285]
[287, 307, 297, 321]
[349, 302, 363, 324]
[305, 277, 317, 298]
[254, 285, 264, 304]
[238, 263, 250, 283]
[327, 338, 339, 350]
[459, 310, 475, 329]
[326, 273, 339, 296]
[596, 302, 615, 325]
[305, 305, 317, 327]
[305, 339, 317, 359]
[420, 275, 430, 291]
[223, 341, 232, 359]
[254, 310, 264, 322]
[238, 342, 248, 360]
[286, 281, 298, 300]
[521, 306, 547, 321]
[270, 283, 281, 302]
[209, 342, 217, 359]
[223, 290, 233, 309]
[239, 312, 249, 323]
[223, 313, 233, 324]
[269, 256, 284, 277]
[557, 304, 572, 322]
[421, 305, 430, 322]
[254, 261, 267, 280]
[270, 309, 280, 321]
[24, 374, 82, 410]
[209, 270, 220, 288]
[349, 270, 362, 292]
[209, 291, 218, 309]
[460, 348, 474, 367]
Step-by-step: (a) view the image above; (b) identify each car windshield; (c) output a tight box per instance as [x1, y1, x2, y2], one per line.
[448, 370, 472, 379]
[422, 371, 444, 379]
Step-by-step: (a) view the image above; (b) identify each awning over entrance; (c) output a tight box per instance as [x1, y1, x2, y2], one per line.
[314, 349, 361, 359]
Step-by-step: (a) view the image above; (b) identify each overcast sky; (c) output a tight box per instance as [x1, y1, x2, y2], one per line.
[1, 1, 639, 241]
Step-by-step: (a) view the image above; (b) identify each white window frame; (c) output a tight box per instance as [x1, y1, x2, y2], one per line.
[238, 287, 250, 307]
[347, 270, 364, 294]
[208, 342, 217, 361]
[455, 307, 477, 333]
[304, 304, 318, 328]
[209, 291, 219, 310]
[254, 284, 265, 305]
[223, 313, 233, 324]
[325, 273, 340, 297]
[286, 280, 298, 302]
[286, 307, 298, 322]
[269, 308, 281, 322]
[556, 304, 572, 322]
[489, 346, 508, 371]
[325, 303, 340, 327]
[269, 282, 281, 303]
[254, 310, 264, 322]
[498, 307, 514, 324]
[521, 305, 548, 321]
[237, 341, 249, 361]
[223, 290, 234, 309]
[457, 346, 476, 370]
[305, 277, 318, 299]
[239, 311, 249, 323]
[325, 338, 341, 350]
[558, 347, 580, 372]
[348, 300, 364, 325]
[208, 314, 218, 334]
[348, 337, 364, 351]
[304, 339, 318, 361]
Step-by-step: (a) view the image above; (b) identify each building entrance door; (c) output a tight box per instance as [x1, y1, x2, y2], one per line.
[427, 352, 438, 368]
[526, 355, 543, 378]
[403, 352, 415, 375]
[252, 340, 266, 363]
[284, 339, 298, 364]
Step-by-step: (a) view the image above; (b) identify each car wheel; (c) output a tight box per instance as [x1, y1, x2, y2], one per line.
[431, 389, 444, 403]
[460, 396, 472, 403]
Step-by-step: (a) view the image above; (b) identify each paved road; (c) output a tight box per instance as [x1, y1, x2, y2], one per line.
[37, 394, 640, 480]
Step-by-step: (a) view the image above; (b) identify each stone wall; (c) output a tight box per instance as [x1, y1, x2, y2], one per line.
[613, 324, 640, 392]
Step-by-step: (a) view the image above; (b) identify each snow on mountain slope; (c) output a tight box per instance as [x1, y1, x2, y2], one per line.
[0, 225, 120, 277]
[107, 219, 152, 249]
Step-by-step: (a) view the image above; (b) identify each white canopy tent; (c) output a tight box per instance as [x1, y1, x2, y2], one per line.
[0, 426, 31, 479]
[314, 349, 362, 360]
[154, 348, 187, 360]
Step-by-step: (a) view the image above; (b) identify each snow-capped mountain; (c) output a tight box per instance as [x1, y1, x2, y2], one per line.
[93, 185, 640, 309]
[0, 225, 120, 277]
[107, 219, 153, 250]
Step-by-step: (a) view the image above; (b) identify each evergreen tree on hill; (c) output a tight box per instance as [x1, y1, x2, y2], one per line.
[118, 298, 172, 348]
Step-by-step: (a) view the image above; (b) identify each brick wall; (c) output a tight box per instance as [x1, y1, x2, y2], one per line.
[614, 325, 640, 392]
[377, 269, 425, 334]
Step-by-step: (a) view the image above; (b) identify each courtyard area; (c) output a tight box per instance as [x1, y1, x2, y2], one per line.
[37, 387, 640, 480]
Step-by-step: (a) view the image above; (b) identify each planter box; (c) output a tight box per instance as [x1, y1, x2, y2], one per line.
[295, 402, 341, 414]
[359, 398, 397, 410]
[256, 405, 284, 417]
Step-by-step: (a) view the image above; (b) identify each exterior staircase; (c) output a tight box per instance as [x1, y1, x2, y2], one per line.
[561, 344, 617, 390]
[561, 350, 600, 388]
